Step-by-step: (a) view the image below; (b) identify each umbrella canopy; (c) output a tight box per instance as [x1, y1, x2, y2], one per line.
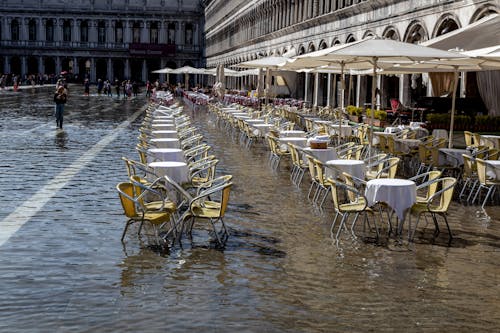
[170, 66, 205, 74]
[237, 56, 290, 69]
[152, 67, 173, 74]
[285, 36, 474, 150]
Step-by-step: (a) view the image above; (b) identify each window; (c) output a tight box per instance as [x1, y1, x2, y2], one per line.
[150, 22, 158, 44]
[28, 19, 37, 41]
[63, 20, 71, 42]
[98, 21, 106, 44]
[115, 21, 123, 43]
[11, 19, 20, 41]
[80, 20, 88, 42]
[46, 19, 54, 41]
[168, 22, 175, 44]
[184, 22, 193, 45]
[133, 22, 141, 43]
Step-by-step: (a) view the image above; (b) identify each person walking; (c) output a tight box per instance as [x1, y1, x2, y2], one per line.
[53, 86, 67, 129]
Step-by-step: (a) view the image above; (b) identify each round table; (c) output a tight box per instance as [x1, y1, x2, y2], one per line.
[365, 178, 416, 223]
[325, 159, 365, 181]
[152, 119, 175, 124]
[280, 130, 306, 138]
[302, 147, 337, 163]
[278, 137, 308, 151]
[148, 148, 184, 163]
[152, 130, 178, 139]
[252, 124, 274, 136]
[150, 138, 181, 149]
[148, 161, 189, 184]
[327, 124, 353, 138]
[486, 160, 500, 180]
[152, 123, 177, 129]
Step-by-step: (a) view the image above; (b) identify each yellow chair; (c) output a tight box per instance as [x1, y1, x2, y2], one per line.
[312, 158, 331, 208]
[267, 135, 290, 170]
[409, 177, 457, 244]
[472, 158, 500, 209]
[459, 154, 478, 203]
[116, 182, 175, 244]
[288, 143, 308, 186]
[328, 178, 377, 244]
[464, 131, 474, 148]
[180, 182, 233, 246]
[409, 170, 442, 203]
[366, 157, 400, 179]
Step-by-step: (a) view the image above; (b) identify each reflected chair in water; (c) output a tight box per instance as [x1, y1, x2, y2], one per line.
[328, 178, 376, 245]
[116, 181, 176, 245]
[409, 177, 457, 244]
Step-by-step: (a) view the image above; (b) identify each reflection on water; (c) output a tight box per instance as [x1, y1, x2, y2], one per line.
[54, 129, 68, 148]
[0, 89, 499, 332]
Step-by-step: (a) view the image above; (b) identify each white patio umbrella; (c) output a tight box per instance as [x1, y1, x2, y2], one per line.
[170, 66, 205, 90]
[151, 67, 174, 84]
[286, 37, 473, 150]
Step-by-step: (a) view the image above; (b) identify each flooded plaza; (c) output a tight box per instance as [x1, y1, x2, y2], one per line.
[0, 86, 499, 332]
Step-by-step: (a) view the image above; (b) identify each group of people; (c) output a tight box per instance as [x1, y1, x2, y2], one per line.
[84, 78, 140, 98]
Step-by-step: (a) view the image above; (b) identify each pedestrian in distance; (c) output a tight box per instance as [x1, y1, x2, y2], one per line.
[53, 86, 67, 129]
[84, 79, 90, 96]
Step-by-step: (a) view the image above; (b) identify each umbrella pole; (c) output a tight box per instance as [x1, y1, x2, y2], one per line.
[448, 70, 459, 149]
[339, 62, 345, 146]
[370, 57, 378, 160]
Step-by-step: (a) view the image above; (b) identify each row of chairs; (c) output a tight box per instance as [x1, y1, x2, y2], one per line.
[116, 102, 234, 248]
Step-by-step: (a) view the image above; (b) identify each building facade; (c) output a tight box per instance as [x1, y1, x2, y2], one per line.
[204, 0, 499, 108]
[0, 0, 205, 83]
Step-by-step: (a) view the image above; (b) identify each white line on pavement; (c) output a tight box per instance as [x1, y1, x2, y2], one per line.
[0, 107, 145, 248]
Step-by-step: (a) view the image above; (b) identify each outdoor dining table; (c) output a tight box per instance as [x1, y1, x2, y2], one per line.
[438, 148, 470, 167]
[327, 124, 353, 137]
[152, 130, 178, 139]
[485, 160, 500, 180]
[252, 123, 274, 137]
[153, 115, 175, 120]
[302, 147, 337, 163]
[152, 119, 175, 124]
[280, 130, 306, 137]
[432, 129, 448, 140]
[148, 161, 189, 184]
[245, 119, 265, 124]
[395, 138, 421, 154]
[151, 123, 177, 129]
[150, 138, 181, 149]
[278, 137, 308, 151]
[325, 159, 365, 181]
[480, 135, 500, 149]
[148, 148, 184, 163]
[365, 178, 417, 235]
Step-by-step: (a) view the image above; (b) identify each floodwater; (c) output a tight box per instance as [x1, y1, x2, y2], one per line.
[0, 86, 499, 332]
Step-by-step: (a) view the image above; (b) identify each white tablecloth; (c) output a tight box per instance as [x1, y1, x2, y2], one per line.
[327, 124, 353, 137]
[278, 137, 308, 151]
[302, 147, 337, 163]
[151, 123, 177, 130]
[148, 148, 184, 163]
[365, 178, 416, 221]
[150, 138, 181, 149]
[481, 135, 500, 149]
[438, 148, 470, 167]
[149, 161, 189, 184]
[325, 159, 365, 181]
[152, 130, 178, 139]
[152, 119, 175, 124]
[432, 129, 448, 140]
[395, 138, 421, 154]
[280, 130, 306, 138]
[486, 160, 500, 180]
[252, 124, 274, 137]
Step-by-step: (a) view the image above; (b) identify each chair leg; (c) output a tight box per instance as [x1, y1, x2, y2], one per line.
[330, 212, 340, 239]
[121, 219, 133, 242]
[440, 213, 453, 245]
[481, 186, 494, 209]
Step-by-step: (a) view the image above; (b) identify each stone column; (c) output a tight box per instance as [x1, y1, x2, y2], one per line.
[124, 20, 132, 44]
[38, 56, 44, 75]
[4, 56, 10, 74]
[55, 56, 61, 76]
[313, 72, 319, 107]
[326, 73, 332, 106]
[90, 58, 96, 82]
[176, 22, 182, 46]
[399, 74, 410, 106]
[125, 58, 130, 79]
[72, 19, 79, 42]
[36, 18, 43, 42]
[89, 20, 97, 43]
[141, 21, 147, 43]
[22, 18, 29, 41]
[56, 18, 63, 42]
[21, 56, 27, 77]
[304, 72, 309, 105]
[107, 58, 113, 81]
[142, 60, 147, 82]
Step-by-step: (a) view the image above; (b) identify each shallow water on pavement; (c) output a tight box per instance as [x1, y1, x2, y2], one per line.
[0, 86, 499, 332]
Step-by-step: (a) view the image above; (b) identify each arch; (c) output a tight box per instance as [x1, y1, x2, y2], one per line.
[95, 58, 108, 80]
[432, 13, 460, 38]
[382, 26, 401, 41]
[470, 5, 499, 23]
[45, 19, 54, 42]
[331, 38, 341, 46]
[147, 59, 160, 81]
[297, 45, 306, 55]
[27, 56, 38, 74]
[97, 20, 106, 44]
[11, 19, 20, 41]
[318, 39, 328, 50]
[78, 58, 90, 80]
[345, 34, 356, 43]
[44, 57, 56, 76]
[80, 20, 89, 42]
[10, 56, 21, 75]
[307, 42, 315, 53]
[362, 30, 375, 39]
[404, 20, 428, 43]
[28, 19, 37, 41]
[62, 19, 72, 42]
[112, 59, 124, 81]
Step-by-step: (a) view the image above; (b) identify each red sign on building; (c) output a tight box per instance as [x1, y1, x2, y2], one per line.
[129, 43, 176, 57]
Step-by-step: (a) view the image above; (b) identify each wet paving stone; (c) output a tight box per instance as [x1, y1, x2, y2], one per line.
[0, 86, 499, 332]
